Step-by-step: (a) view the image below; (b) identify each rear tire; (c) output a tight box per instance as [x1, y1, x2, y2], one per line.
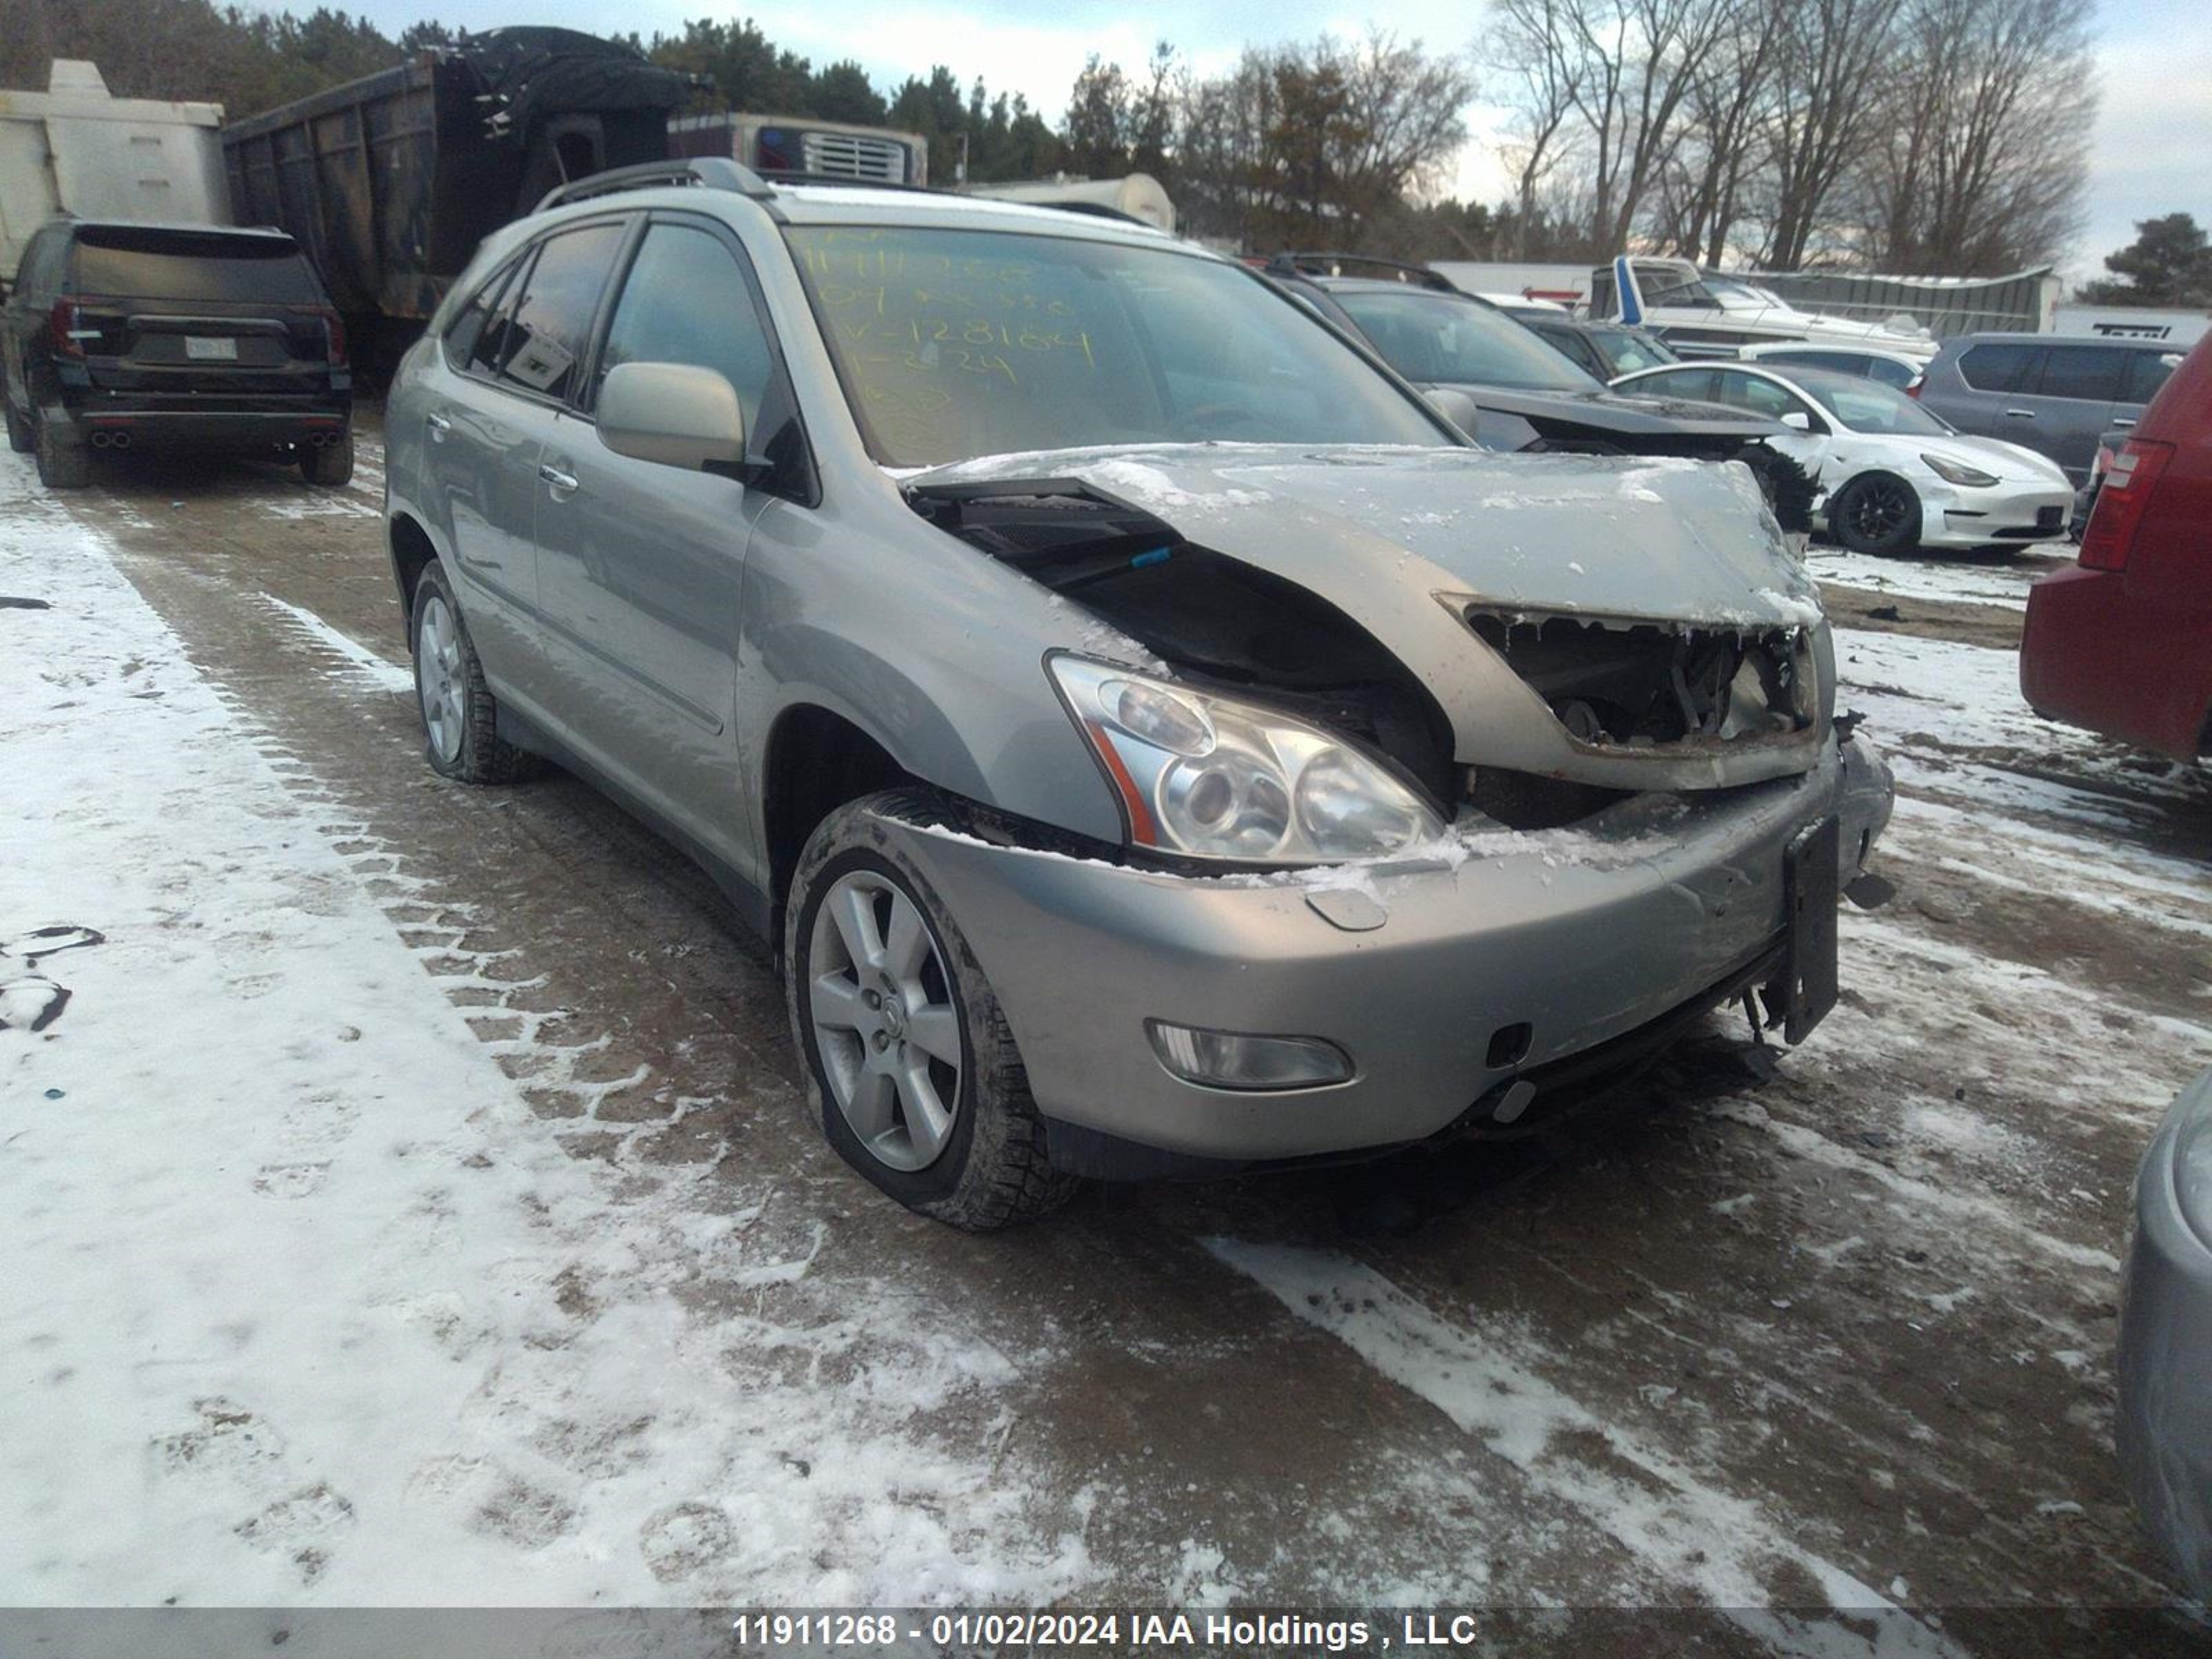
[32, 410, 88, 490]
[300, 431, 354, 487]
[785, 788, 1078, 1230]
[3, 395, 30, 454]
[1828, 472, 1922, 556]
[409, 561, 542, 784]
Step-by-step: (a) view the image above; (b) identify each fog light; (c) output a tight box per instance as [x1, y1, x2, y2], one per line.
[1145, 1020, 1353, 1091]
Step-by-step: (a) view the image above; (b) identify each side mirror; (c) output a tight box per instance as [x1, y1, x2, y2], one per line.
[1425, 386, 1481, 435]
[598, 361, 747, 474]
[1779, 410, 1812, 431]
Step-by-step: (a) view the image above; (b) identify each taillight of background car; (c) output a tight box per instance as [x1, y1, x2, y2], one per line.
[48, 297, 93, 357]
[2077, 439, 2175, 571]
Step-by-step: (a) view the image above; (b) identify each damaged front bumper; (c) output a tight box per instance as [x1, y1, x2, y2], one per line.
[895, 731, 1894, 1174]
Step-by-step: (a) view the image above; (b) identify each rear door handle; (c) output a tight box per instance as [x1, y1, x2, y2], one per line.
[426, 411, 451, 438]
[538, 463, 579, 494]
[2004, 408, 2036, 418]
[2110, 418, 2136, 429]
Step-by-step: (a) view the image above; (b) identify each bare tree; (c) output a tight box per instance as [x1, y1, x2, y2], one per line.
[1485, 0, 1588, 254]
[1755, 0, 1906, 269]
[1656, 0, 1782, 263]
[1852, 0, 2094, 272]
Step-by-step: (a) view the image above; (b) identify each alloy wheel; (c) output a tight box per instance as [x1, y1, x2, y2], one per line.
[806, 868, 964, 1172]
[416, 594, 466, 765]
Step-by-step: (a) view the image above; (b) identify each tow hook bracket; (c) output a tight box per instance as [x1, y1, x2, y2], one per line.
[1768, 815, 1840, 1044]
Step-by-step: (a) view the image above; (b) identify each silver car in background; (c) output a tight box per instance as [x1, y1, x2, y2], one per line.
[381, 158, 1891, 1228]
[2119, 1067, 2212, 1603]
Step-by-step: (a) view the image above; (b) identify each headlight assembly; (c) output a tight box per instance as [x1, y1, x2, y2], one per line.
[1049, 655, 1446, 865]
[1921, 453, 2000, 488]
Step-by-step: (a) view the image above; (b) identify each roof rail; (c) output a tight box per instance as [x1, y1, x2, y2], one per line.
[536, 157, 776, 215]
[1267, 252, 1459, 292]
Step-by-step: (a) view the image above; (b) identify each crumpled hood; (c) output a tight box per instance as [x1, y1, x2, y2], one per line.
[912, 442, 1822, 629]
[911, 443, 1833, 791]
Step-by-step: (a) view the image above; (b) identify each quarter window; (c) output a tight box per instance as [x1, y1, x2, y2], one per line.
[492, 221, 624, 403]
[444, 256, 520, 371]
[2121, 350, 2183, 405]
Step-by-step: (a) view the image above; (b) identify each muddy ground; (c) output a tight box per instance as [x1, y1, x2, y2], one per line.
[17, 412, 2212, 1654]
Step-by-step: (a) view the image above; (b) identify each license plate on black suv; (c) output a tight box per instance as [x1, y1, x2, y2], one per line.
[185, 336, 239, 361]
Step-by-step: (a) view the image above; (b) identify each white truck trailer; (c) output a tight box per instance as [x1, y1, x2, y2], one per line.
[0, 60, 228, 285]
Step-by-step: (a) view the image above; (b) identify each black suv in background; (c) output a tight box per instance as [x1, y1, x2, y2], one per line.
[3, 219, 353, 490]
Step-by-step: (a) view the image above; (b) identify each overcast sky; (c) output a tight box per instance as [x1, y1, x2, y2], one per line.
[344, 0, 2206, 283]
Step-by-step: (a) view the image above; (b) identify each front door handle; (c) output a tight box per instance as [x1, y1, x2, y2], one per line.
[538, 463, 579, 494]
[2110, 418, 2136, 429]
[2004, 408, 2036, 418]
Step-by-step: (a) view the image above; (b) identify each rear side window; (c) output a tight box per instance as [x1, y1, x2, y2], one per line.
[69, 232, 321, 303]
[492, 221, 625, 403]
[2035, 346, 2126, 402]
[1624, 368, 1717, 401]
[1865, 358, 1918, 390]
[1958, 341, 2042, 393]
[2121, 350, 2184, 405]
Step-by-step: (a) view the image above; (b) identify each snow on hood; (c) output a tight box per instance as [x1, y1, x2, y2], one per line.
[912, 442, 1822, 631]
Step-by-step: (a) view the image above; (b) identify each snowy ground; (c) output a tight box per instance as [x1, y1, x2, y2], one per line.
[3, 427, 2209, 1653]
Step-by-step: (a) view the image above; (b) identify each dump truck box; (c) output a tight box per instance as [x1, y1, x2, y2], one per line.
[222, 28, 690, 352]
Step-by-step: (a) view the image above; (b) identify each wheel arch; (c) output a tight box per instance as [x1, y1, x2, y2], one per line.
[759, 702, 921, 942]
[388, 511, 442, 628]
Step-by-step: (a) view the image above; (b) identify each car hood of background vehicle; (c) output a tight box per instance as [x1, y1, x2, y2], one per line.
[909, 442, 1821, 630]
[1430, 383, 1786, 440]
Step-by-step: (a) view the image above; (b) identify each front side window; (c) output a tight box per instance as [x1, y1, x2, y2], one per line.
[1333, 291, 1597, 393]
[493, 221, 625, 404]
[1710, 371, 1810, 422]
[784, 225, 1452, 467]
[1622, 368, 1717, 402]
[1812, 375, 1951, 435]
[595, 225, 775, 429]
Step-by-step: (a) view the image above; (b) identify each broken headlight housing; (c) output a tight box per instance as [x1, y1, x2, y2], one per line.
[1049, 655, 1446, 864]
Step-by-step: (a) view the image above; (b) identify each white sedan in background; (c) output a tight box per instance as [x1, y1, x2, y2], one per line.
[1611, 360, 2075, 556]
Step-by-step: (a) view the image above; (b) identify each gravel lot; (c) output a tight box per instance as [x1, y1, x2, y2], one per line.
[3, 414, 2208, 1654]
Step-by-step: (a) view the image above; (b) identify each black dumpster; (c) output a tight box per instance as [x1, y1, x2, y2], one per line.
[223, 28, 691, 364]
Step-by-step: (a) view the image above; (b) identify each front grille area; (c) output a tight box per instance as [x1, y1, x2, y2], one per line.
[800, 130, 911, 182]
[1464, 607, 1817, 750]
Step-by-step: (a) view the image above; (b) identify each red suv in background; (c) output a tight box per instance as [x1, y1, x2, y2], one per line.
[2021, 333, 2211, 762]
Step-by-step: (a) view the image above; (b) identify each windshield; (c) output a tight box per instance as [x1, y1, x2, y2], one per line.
[1331, 290, 1598, 393]
[1801, 371, 1953, 435]
[782, 225, 1452, 467]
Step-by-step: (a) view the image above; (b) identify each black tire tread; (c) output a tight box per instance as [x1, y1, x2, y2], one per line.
[33, 411, 88, 489]
[786, 787, 1079, 1230]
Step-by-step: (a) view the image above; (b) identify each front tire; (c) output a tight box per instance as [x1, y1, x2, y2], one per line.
[300, 431, 355, 487]
[785, 789, 1078, 1230]
[409, 561, 541, 784]
[1828, 472, 1922, 555]
[32, 410, 88, 490]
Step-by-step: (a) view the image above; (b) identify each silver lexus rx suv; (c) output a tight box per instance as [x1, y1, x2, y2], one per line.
[382, 159, 1893, 1227]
